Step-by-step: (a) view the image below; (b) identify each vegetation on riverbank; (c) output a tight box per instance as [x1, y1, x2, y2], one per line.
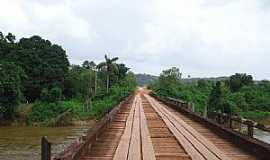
[0, 32, 136, 126]
[149, 67, 270, 121]
[27, 73, 136, 126]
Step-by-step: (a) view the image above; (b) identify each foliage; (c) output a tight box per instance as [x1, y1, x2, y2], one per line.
[27, 72, 136, 125]
[63, 65, 96, 101]
[225, 73, 253, 92]
[40, 88, 50, 102]
[150, 68, 270, 120]
[240, 111, 270, 121]
[82, 60, 96, 69]
[90, 72, 136, 118]
[161, 67, 182, 80]
[208, 82, 222, 112]
[0, 32, 69, 102]
[97, 54, 119, 93]
[150, 67, 183, 97]
[136, 74, 158, 86]
[1, 31, 136, 124]
[0, 61, 26, 119]
[27, 102, 70, 124]
[49, 87, 62, 102]
[40, 87, 63, 102]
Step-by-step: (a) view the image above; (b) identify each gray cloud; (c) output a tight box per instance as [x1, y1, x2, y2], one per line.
[0, 0, 269, 79]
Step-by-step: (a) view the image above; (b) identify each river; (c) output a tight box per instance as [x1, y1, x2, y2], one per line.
[0, 122, 95, 160]
[254, 118, 270, 144]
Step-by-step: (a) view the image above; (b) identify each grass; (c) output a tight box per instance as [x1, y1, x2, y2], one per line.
[240, 111, 270, 121]
[26, 83, 135, 126]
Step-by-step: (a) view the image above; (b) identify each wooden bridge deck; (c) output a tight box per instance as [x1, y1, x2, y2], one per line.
[79, 91, 260, 160]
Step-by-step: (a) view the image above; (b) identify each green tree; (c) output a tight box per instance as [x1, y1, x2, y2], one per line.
[160, 67, 182, 81]
[152, 67, 183, 98]
[5, 33, 16, 43]
[49, 87, 62, 102]
[14, 35, 69, 101]
[40, 88, 50, 102]
[258, 80, 269, 87]
[0, 61, 25, 119]
[0, 32, 3, 39]
[97, 55, 119, 93]
[197, 79, 207, 88]
[63, 65, 84, 98]
[226, 73, 253, 92]
[82, 60, 96, 69]
[208, 81, 222, 112]
[64, 65, 95, 99]
[116, 63, 130, 80]
[0, 32, 70, 102]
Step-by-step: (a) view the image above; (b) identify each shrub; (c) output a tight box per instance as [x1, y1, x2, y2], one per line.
[40, 88, 50, 102]
[27, 72, 136, 126]
[49, 87, 62, 102]
[240, 111, 270, 120]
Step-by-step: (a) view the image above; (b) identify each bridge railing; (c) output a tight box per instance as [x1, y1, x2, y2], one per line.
[150, 92, 270, 139]
[207, 112, 270, 137]
[41, 94, 134, 160]
[150, 92, 270, 159]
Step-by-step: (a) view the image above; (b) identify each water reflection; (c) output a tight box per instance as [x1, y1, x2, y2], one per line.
[254, 128, 270, 144]
[0, 123, 94, 160]
[255, 118, 270, 144]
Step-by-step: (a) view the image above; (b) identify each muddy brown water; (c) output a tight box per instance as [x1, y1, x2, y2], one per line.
[0, 122, 95, 160]
[254, 118, 270, 144]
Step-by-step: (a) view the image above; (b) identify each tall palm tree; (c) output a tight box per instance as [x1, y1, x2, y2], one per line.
[97, 54, 119, 93]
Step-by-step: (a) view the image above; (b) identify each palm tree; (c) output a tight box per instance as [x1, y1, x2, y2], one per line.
[97, 54, 119, 93]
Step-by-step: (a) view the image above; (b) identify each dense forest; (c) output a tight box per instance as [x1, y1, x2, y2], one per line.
[149, 67, 270, 121]
[0, 32, 136, 126]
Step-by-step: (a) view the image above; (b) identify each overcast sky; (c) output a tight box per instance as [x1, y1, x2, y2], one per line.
[1, 0, 269, 79]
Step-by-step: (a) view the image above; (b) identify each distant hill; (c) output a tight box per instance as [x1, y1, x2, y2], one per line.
[136, 73, 229, 86]
[136, 74, 158, 86]
[181, 77, 229, 84]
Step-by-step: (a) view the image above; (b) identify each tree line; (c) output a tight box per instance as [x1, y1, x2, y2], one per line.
[0, 32, 136, 121]
[149, 67, 270, 120]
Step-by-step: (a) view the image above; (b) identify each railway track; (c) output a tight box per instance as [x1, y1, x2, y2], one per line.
[79, 91, 261, 160]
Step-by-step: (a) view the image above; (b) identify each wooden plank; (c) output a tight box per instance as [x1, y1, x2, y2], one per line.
[138, 96, 156, 160]
[113, 96, 137, 160]
[144, 95, 204, 160]
[128, 96, 141, 160]
[147, 95, 231, 160]
[41, 136, 51, 160]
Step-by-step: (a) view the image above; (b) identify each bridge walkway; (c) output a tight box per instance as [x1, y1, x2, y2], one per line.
[79, 92, 259, 160]
[174, 111, 257, 160]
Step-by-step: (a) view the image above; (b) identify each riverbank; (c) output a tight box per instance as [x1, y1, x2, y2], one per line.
[0, 120, 96, 160]
[24, 80, 135, 127]
[259, 118, 270, 126]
